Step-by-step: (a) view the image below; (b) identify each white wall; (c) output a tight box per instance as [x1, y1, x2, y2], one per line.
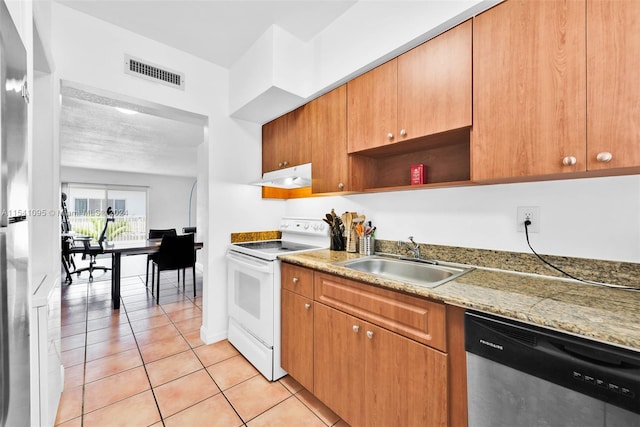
[285, 175, 640, 263]
[50, 3, 284, 344]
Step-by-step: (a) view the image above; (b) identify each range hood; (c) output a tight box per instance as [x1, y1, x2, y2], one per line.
[251, 163, 312, 189]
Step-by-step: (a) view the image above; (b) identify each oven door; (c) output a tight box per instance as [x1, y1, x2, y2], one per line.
[226, 250, 275, 347]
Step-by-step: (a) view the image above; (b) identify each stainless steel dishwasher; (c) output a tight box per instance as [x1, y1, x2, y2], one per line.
[465, 310, 640, 427]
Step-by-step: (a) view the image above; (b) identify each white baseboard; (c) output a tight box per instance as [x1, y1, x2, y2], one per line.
[200, 324, 227, 345]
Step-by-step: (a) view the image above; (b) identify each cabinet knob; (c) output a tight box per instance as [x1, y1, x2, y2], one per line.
[562, 156, 577, 166]
[304, 303, 311, 310]
[596, 152, 613, 163]
[352, 325, 360, 333]
[366, 330, 374, 339]
[387, 133, 394, 140]
[338, 182, 344, 190]
[292, 277, 299, 284]
[278, 162, 284, 168]
[400, 129, 407, 137]
[282, 161, 289, 167]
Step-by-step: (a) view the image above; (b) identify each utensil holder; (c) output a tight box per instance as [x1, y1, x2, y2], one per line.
[359, 236, 375, 255]
[346, 225, 358, 253]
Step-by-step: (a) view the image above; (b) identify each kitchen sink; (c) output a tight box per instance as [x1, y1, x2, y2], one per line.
[333, 256, 474, 288]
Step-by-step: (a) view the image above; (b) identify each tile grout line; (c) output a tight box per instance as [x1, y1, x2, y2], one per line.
[120, 274, 167, 426]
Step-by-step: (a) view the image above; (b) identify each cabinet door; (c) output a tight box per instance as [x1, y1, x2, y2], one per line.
[311, 85, 349, 194]
[472, 0, 586, 181]
[347, 59, 398, 153]
[587, 0, 640, 170]
[398, 19, 472, 140]
[281, 290, 314, 392]
[313, 303, 365, 427]
[364, 323, 448, 427]
[285, 104, 312, 168]
[262, 115, 288, 173]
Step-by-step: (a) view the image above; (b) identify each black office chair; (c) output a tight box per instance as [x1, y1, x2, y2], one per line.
[74, 207, 114, 281]
[146, 228, 177, 288]
[152, 233, 196, 304]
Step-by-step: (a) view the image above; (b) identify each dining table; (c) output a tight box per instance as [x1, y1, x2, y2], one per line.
[104, 238, 204, 309]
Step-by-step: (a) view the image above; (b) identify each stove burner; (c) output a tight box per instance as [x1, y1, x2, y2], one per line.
[234, 240, 320, 253]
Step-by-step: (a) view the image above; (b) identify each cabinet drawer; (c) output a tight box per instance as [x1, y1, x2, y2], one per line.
[282, 263, 314, 298]
[314, 272, 446, 352]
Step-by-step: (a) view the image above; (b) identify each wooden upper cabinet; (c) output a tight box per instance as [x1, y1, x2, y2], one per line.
[398, 19, 472, 140]
[587, 0, 640, 171]
[261, 105, 311, 173]
[262, 115, 287, 173]
[472, 0, 587, 181]
[348, 20, 472, 154]
[310, 85, 349, 194]
[347, 59, 398, 153]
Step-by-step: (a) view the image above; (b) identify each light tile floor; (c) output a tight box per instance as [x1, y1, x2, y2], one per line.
[55, 264, 347, 426]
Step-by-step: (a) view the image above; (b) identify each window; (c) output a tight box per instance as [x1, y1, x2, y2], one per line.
[63, 184, 147, 241]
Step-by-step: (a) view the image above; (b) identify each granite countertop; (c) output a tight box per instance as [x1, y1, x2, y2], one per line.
[279, 248, 640, 352]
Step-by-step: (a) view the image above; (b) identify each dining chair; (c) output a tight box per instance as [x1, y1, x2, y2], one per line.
[152, 233, 196, 304]
[146, 228, 177, 288]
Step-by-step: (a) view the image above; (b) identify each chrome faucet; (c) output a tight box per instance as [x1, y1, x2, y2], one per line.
[399, 236, 421, 259]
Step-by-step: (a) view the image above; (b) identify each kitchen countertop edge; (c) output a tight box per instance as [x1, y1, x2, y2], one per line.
[279, 249, 640, 352]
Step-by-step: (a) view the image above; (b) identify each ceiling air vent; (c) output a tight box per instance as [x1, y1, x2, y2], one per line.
[124, 54, 185, 90]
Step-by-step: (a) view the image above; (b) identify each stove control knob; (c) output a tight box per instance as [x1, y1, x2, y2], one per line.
[304, 223, 310, 229]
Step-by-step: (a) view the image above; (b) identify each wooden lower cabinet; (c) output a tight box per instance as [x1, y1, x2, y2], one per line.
[313, 303, 448, 427]
[280, 289, 314, 392]
[314, 303, 366, 426]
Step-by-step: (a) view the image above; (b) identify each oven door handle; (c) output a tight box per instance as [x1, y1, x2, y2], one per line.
[226, 251, 273, 273]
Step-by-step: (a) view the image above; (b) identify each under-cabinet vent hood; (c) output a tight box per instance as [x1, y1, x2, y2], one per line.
[251, 163, 312, 189]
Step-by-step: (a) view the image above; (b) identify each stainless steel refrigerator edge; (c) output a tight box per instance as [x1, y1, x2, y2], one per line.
[1, 1, 31, 425]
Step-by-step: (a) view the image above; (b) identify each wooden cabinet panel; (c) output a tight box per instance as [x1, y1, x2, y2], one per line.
[398, 19, 472, 139]
[314, 302, 448, 427]
[587, 0, 640, 171]
[261, 105, 311, 174]
[310, 85, 349, 194]
[281, 263, 313, 298]
[472, 0, 586, 181]
[347, 59, 398, 153]
[314, 272, 446, 351]
[364, 323, 448, 427]
[313, 303, 365, 427]
[285, 104, 312, 168]
[262, 115, 288, 173]
[281, 290, 314, 392]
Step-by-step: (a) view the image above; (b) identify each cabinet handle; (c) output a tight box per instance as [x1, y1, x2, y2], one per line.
[562, 156, 577, 166]
[352, 325, 360, 333]
[304, 303, 311, 310]
[338, 182, 344, 190]
[387, 133, 394, 140]
[596, 152, 613, 163]
[292, 277, 299, 284]
[400, 129, 407, 137]
[366, 330, 374, 339]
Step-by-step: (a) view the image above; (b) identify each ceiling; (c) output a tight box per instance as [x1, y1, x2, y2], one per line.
[57, 0, 358, 177]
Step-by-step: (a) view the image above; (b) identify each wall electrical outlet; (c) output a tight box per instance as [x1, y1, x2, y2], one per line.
[517, 206, 540, 233]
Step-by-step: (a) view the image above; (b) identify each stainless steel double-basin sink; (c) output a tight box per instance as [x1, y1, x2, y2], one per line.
[333, 255, 474, 288]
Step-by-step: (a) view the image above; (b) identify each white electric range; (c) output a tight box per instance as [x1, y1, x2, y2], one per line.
[226, 218, 329, 380]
